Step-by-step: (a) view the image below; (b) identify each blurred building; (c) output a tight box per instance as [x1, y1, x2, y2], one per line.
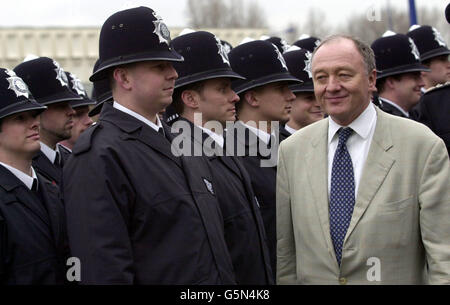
[0, 27, 267, 93]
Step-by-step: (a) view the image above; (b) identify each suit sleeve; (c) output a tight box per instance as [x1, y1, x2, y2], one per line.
[276, 143, 297, 284]
[63, 148, 136, 284]
[418, 138, 450, 284]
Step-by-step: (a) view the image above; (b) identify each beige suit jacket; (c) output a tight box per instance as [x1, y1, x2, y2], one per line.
[276, 107, 450, 284]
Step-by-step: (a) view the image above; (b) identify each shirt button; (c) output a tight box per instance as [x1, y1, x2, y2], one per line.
[339, 277, 347, 285]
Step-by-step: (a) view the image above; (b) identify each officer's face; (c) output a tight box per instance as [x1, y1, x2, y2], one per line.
[423, 55, 450, 86]
[126, 61, 178, 117]
[288, 92, 323, 129]
[390, 72, 424, 109]
[196, 78, 239, 126]
[40, 102, 75, 144]
[253, 82, 295, 124]
[0, 111, 41, 159]
[312, 38, 376, 126]
[66, 106, 93, 147]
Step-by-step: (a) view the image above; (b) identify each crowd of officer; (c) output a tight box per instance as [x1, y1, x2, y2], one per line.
[0, 4, 449, 284]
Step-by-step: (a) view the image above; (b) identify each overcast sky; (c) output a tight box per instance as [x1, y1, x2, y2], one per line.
[1, 0, 448, 33]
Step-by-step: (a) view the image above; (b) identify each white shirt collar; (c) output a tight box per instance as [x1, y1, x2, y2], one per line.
[57, 143, 72, 153]
[242, 122, 274, 144]
[284, 124, 298, 135]
[199, 126, 224, 148]
[113, 101, 162, 132]
[0, 162, 38, 190]
[40, 141, 59, 164]
[379, 97, 410, 118]
[328, 102, 377, 144]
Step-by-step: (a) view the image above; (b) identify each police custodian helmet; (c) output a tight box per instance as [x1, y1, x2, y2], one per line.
[371, 31, 430, 79]
[171, 31, 245, 89]
[14, 57, 82, 106]
[229, 40, 301, 95]
[0, 68, 46, 120]
[90, 6, 183, 81]
[407, 25, 450, 62]
[283, 47, 314, 93]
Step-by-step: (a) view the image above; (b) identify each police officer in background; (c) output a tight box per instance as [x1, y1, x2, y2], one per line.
[169, 31, 273, 284]
[371, 32, 429, 118]
[0, 68, 68, 284]
[407, 25, 450, 92]
[411, 8, 450, 154]
[280, 47, 324, 140]
[88, 59, 113, 120]
[14, 57, 82, 186]
[228, 40, 301, 280]
[58, 72, 95, 161]
[292, 34, 321, 52]
[63, 7, 235, 284]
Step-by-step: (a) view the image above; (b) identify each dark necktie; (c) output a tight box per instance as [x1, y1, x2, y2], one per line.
[54, 151, 61, 167]
[329, 127, 355, 266]
[157, 127, 165, 137]
[31, 178, 38, 192]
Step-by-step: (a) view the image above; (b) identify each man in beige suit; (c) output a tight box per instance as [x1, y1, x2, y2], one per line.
[276, 35, 450, 285]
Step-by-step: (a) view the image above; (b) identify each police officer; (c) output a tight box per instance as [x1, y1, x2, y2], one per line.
[58, 72, 95, 161]
[292, 34, 321, 52]
[228, 40, 300, 280]
[371, 31, 430, 118]
[0, 68, 68, 284]
[14, 57, 82, 186]
[281, 47, 323, 140]
[262, 36, 290, 53]
[169, 31, 273, 284]
[88, 59, 113, 119]
[407, 25, 450, 91]
[63, 7, 235, 284]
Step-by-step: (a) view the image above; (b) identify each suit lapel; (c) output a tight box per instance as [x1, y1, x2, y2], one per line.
[32, 150, 62, 185]
[345, 108, 395, 240]
[100, 104, 183, 169]
[304, 120, 339, 266]
[0, 166, 52, 230]
[38, 176, 63, 245]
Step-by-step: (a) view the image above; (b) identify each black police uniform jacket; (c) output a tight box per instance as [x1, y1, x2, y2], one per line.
[227, 121, 279, 281]
[63, 103, 235, 285]
[170, 118, 273, 284]
[32, 150, 62, 187]
[0, 165, 68, 284]
[415, 82, 450, 155]
[58, 144, 71, 166]
[279, 125, 292, 142]
[379, 98, 409, 118]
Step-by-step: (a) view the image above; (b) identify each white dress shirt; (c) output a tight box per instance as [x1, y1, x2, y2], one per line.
[0, 162, 38, 190]
[40, 141, 60, 164]
[379, 97, 410, 117]
[284, 124, 298, 135]
[113, 101, 162, 132]
[327, 103, 377, 198]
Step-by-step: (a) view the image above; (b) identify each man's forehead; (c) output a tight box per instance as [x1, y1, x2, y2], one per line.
[312, 40, 362, 69]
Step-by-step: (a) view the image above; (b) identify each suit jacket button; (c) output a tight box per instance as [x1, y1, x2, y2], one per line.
[339, 277, 347, 285]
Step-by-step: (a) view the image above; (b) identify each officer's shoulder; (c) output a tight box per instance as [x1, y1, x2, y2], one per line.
[424, 81, 450, 95]
[72, 122, 104, 155]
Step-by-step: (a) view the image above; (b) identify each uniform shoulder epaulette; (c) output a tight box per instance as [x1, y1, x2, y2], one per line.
[72, 122, 102, 155]
[424, 81, 450, 94]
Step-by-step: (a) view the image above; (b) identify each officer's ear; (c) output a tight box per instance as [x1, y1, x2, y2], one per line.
[243, 90, 260, 107]
[180, 90, 200, 109]
[112, 67, 132, 90]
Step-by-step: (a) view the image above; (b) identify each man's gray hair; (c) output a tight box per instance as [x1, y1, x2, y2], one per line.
[312, 35, 376, 75]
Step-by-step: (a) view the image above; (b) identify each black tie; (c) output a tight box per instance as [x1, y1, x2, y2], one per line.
[157, 127, 165, 137]
[54, 151, 61, 167]
[31, 179, 38, 192]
